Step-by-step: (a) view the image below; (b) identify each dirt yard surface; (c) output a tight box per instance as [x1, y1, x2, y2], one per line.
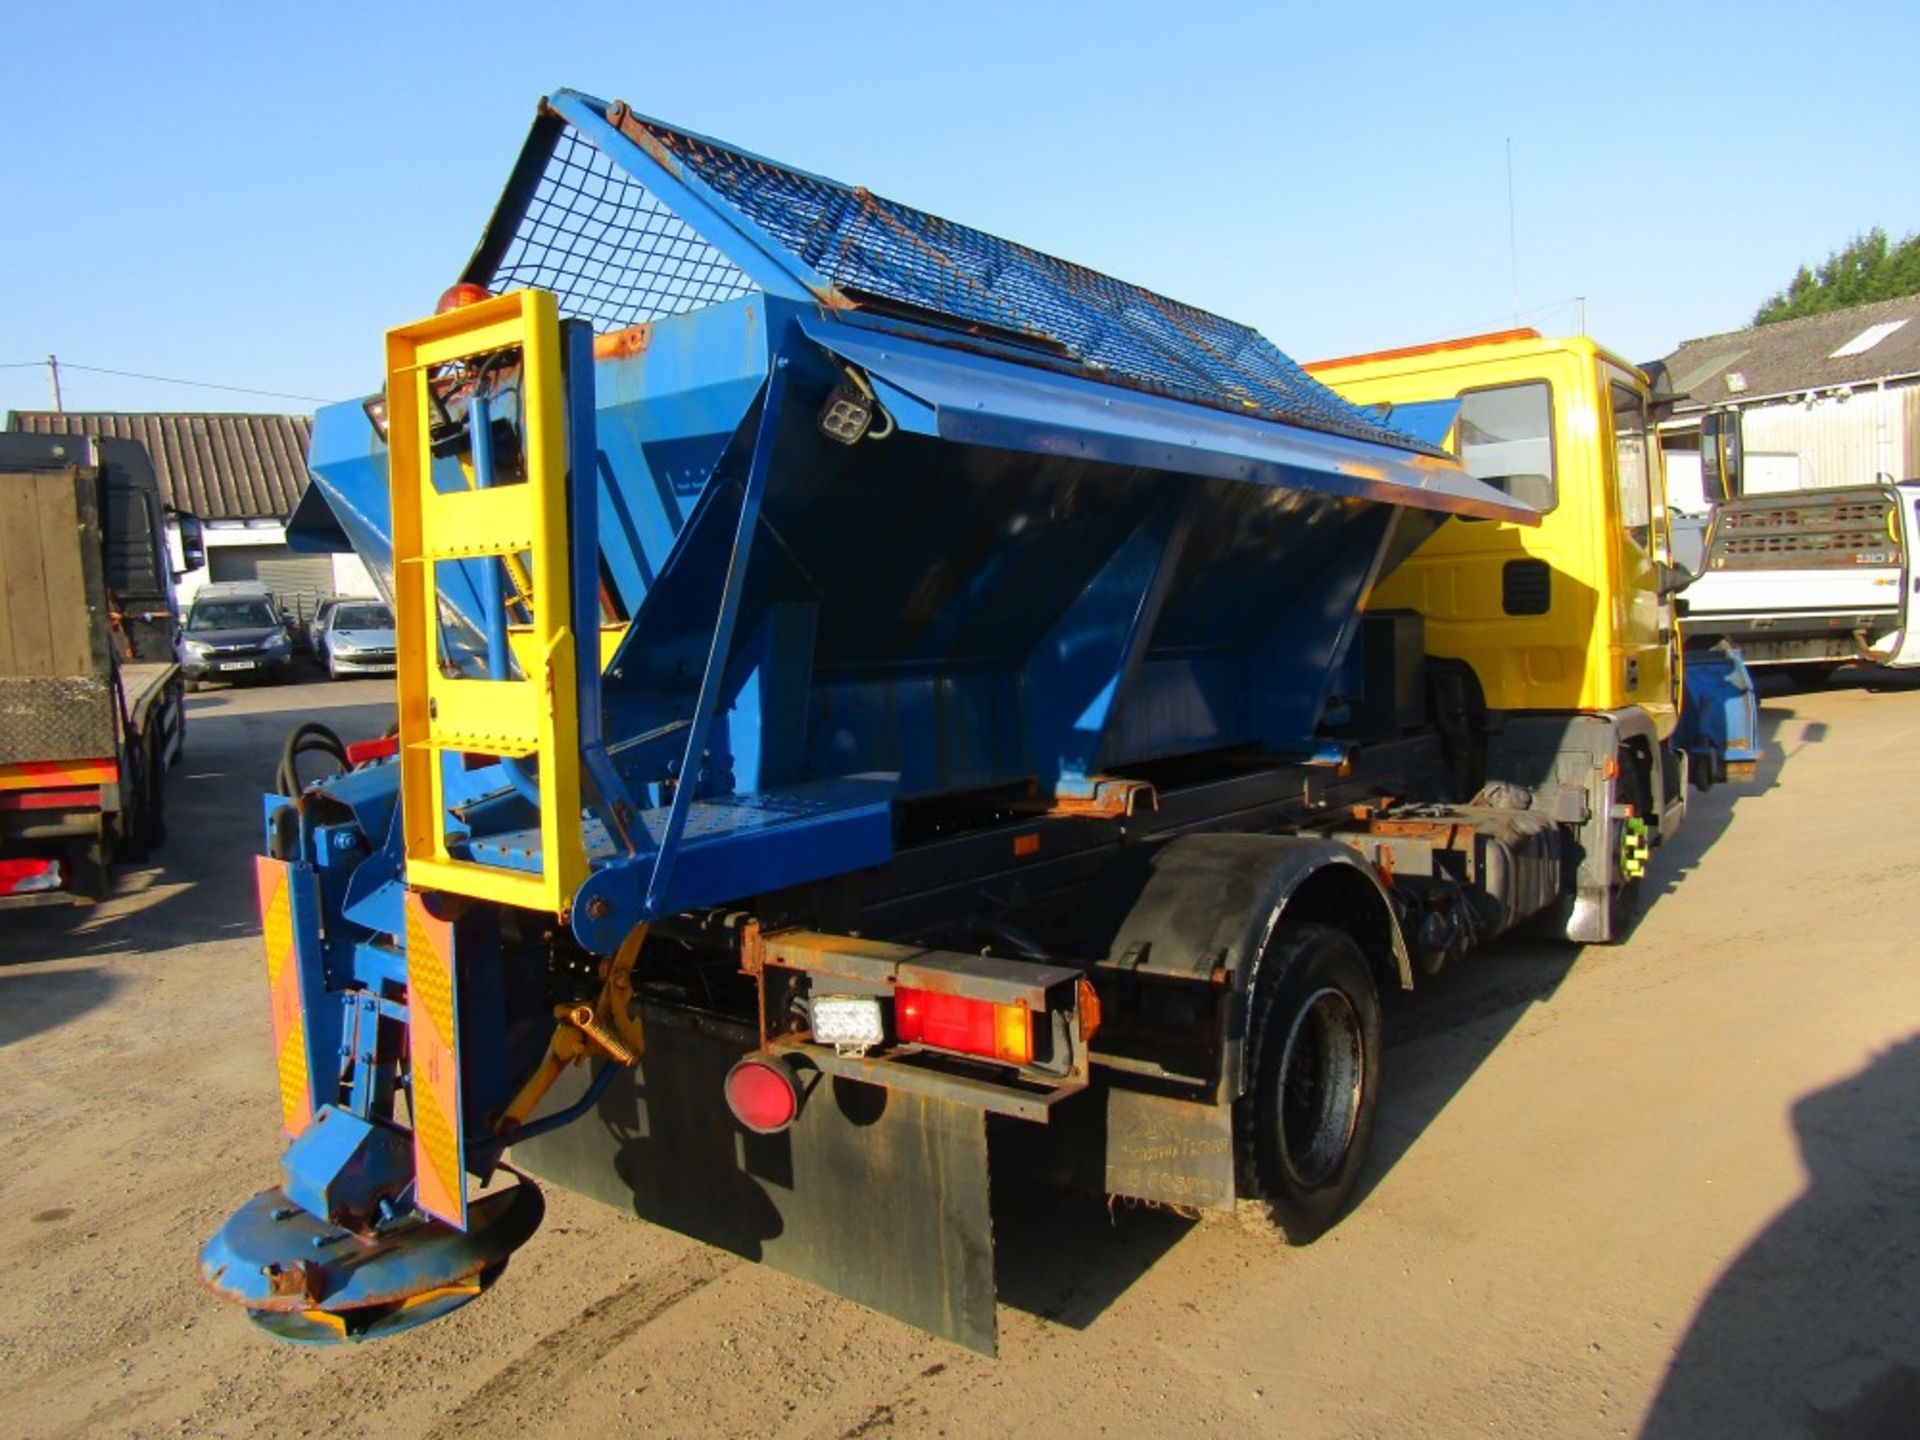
[2, 672, 1915, 1439]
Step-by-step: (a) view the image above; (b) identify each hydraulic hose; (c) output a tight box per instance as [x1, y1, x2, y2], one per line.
[508, 1061, 618, 1144]
[275, 722, 349, 797]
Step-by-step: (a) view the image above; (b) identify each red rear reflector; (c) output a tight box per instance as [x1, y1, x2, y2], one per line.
[0, 857, 61, 895]
[894, 986, 1033, 1066]
[724, 1055, 799, 1134]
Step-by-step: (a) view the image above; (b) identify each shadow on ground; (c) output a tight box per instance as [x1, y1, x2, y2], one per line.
[1641, 1033, 1920, 1439]
[992, 1175, 1194, 1329]
[0, 965, 123, 1047]
[1784, 664, 1920, 698]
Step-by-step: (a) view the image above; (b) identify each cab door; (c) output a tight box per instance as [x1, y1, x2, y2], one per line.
[1602, 368, 1677, 725]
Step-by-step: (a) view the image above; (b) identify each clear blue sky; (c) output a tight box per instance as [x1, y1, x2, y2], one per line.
[5, 1, 1918, 417]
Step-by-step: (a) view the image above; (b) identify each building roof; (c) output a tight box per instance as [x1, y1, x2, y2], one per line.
[2, 411, 312, 521]
[1659, 294, 1920, 412]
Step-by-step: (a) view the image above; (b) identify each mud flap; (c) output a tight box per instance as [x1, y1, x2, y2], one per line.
[1486, 713, 1628, 944]
[510, 1002, 998, 1354]
[1104, 1086, 1237, 1211]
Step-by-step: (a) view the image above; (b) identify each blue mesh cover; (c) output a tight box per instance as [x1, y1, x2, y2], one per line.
[474, 98, 1433, 454]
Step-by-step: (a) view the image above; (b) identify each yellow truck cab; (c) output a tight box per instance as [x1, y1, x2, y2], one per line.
[1310, 329, 1688, 940]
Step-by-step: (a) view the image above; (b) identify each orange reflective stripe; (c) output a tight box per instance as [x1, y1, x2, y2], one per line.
[255, 856, 314, 1137]
[405, 893, 467, 1229]
[0, 759, 119, 792]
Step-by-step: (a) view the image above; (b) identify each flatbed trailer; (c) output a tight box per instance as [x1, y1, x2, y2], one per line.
[0, 435, 194, 905]
[200, 91, 1755, 1353]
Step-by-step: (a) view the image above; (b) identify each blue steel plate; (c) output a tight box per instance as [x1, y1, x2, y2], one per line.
[800, 314, 1536, 526]
[200, 1178, 543, 1342]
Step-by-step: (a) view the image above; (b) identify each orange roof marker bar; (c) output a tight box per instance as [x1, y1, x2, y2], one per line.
[1305, 328, 1543, 374]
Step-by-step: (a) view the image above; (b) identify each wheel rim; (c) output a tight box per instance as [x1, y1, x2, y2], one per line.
[1276, 986, 1364, 1189]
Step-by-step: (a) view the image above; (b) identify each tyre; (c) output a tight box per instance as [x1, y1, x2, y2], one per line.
[116, 742, 152, 864]
[1235, 921, 1382, 1242]
[141, 736, 168, 849]
[1786, 664, 1837, 690]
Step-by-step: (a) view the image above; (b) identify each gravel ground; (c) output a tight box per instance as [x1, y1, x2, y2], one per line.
[2, 670, 1914, 1439]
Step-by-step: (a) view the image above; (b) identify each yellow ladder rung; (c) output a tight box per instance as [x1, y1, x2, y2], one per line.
[412, 541, 537, 562]
[407, 735, 540, 758]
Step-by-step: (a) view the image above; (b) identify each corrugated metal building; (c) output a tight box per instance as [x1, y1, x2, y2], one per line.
[1656, 295, 1920, 514]
[5, 411, 311, 518]
[3, 410, 373, 621]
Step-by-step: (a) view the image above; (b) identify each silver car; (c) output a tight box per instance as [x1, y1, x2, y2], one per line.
[306, 597, 342, 655]
[317, 599, 397, 680]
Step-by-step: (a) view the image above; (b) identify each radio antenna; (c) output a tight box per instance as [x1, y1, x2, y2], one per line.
[1506, 139, 1520, 325]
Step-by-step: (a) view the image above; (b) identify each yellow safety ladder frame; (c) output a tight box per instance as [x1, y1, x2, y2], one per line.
[386, 289, 586, 915]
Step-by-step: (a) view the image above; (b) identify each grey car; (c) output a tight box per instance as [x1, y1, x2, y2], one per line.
[181, 592, 296, 688]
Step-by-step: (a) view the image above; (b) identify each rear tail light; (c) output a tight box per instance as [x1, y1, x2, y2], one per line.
[894, 986, 1033, 1066]
[0, 858, 61, 896]
[724, 1053, 801, 1134]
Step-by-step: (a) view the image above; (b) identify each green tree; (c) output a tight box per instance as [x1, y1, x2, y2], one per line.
[1755, 228, 1920, 324]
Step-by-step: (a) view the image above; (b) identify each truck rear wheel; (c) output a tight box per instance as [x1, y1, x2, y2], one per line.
[1235, 922, 1381, 1242]
[141, 734, 168, 849]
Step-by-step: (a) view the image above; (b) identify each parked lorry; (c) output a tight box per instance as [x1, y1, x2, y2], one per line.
[1678, 480, 1920, 677]
[199, 91, 1756, 1353]
[0, 434, 197, 905]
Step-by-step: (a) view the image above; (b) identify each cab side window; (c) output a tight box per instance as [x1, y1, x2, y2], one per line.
[1456, 383, 1556, 512]
[1610, 382, 1654, 550]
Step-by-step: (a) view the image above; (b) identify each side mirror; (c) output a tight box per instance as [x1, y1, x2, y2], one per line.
[1639, 359, 1689, 427]
[1657, 560, 1695, 598]
[172, 511, 206, 575]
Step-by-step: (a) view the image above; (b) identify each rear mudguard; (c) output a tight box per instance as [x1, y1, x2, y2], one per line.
[1486, 711, 1661, 945]
[1064, 832, 1410, 1211]
[1080, 831, 1410, 1081]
